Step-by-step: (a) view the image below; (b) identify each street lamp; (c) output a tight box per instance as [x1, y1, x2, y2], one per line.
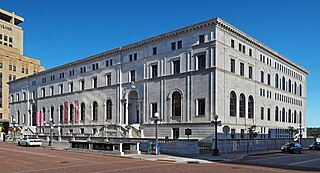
[211, 114, 222, 156]
[49, 118, 54, 146]
[299, 124, 302, 143]
[154, 112, 160, 155]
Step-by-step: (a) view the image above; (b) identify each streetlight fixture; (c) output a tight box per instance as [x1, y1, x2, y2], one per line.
[154, 112, 160, 155]
[211, 114, 222, 156]
[49, 118, 54, 146]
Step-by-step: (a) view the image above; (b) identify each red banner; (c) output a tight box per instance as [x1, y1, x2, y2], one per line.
[40, 112, 44, 125]
[75, 100, 79, 123]
[36, 112, 40, 125]
[64, 101, 68, 123]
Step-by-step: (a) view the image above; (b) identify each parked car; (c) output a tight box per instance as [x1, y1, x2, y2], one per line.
[281, 142, 302, 153]
[309, 142, 320, 150]
[18, 137, 42, 147]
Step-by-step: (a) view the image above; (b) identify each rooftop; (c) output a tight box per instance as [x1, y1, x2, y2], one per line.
[0, 8, 24, 25]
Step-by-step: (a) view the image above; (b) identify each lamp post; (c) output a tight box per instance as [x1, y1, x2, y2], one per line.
[211, 114, 222, 156]
[154, 112, 160, 155]
[49, 118, 53, 146]
[299, 124, 302, 143]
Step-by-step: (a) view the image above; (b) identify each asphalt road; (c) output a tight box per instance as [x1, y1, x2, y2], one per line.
[0, 142, 313, 173]
[234, 149, 320, 171]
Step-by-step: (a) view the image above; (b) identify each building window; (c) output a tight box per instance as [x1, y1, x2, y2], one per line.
[275, 106, 279, 121]
[80, 103, 85, 122]
[240, 62, 244, 76]
[106, 100, 112, 120]
[267, 108, 271, 121]
[110, 59, 113, 66]
[294, 82, 297, 94]
[172, 91, 181, 117]
[177, 40, 182, 49]
[230, 91, 237, 117]
[153, 47, 157, 55]
[41, 88, 45, 97]
[80, 66, 86, 73]
[69, 104, 74, 123]
[231, 39, 234, 48]
[16, 94, 20, 102]
[59, 105, 64, 124]
[9, 65, 12, 71]
[248, 96, 254, 118]
[172, 60, 180, 74]
[294, 110, 297, 123]
[134, 53, 137, 60]
[130, 70, 135, 82]
[151, 64, 158, 78]
[267, 74, 271, 85]
[199, 34, 205, 44]
[13, 66, 16, 71]
[22, 68, 25, 73]
[261, 107, 264, 120]
[231, 59, 235, 73]
[260, 71, 264, 83]
[26, 68, 28, 74]
[92, 77, 97, 88]
[69, 70, 75, 76]
[249, 66, 253, 79]
[173, 128, 179, 139]
[171, 42, 176, 51]
[242, 45, 245, 53]
[59, 84, 63, 94]
[249, 48, 252, 57]
[68, 82, 73, 92]
[151, 103, 157, 117]
[197, 99, 205, 116]
[92, 101, 98, 121]
[299, 84, 302, 96]
[9, 75, 12, 81]
[49, 86, 54, 96]
[22, 92, 26, 100]
[129, 54, 133, 61]
[106, 74, 111, 86]
[239, 43, 242, 52]
[60, 72, 65, 79]
[80, 80, 85, 90]
[9, 37, 12, 43]
[282, 76, 286, 91]
[282, 108, 286, 122]
[92, 63, 99, 70]
[13, 75, 16, 80]
[288, 109, 292, 123]
[50, 106, 54, 122]
[50, 75, 55, 81]
[239, 94, 245, 118]
[288, 79, 292, 93]
[275, 73, 279, 88]
[299, 111, 302, 124]
[197, 55, 206, 70]
[42, 77, 46, 83]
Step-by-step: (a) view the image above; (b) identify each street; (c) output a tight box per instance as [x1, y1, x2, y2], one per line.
[234, 150, 320, 171]
[0, 142, 316, 173]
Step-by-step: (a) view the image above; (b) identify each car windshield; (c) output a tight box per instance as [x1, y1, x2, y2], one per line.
[285, 142, 294, 146]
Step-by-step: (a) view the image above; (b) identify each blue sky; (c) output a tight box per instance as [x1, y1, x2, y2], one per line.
[1, 0, 319, 127]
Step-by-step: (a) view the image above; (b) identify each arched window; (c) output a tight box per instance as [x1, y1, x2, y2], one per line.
[282, 108, 285, 122]
[92, 101, 98, 121]
[239, 93, 245, 118]
[248, 96, 254, 119]
[288, 109, 291, 123]
[282, 76, 286, 91]
[229, 91, 237, 117]
[42, 107, 46, 123]
[80, 103, 85, 122]
[275, 106, 279, 121]
[294, 110, 297, 124]
[69, 104, 74, 123]
[59, 105, 63, 124]
[172, 91, 181, 117]
[17, 110, 20, 125]
[299, 111, 302, 124]
[106, 100, 112, 120]
[288, 79, 292, 93]
[299, 84, 302, 96]
[51, 106, 54, 122]
[275, 73, 279, 88]
[294, 82, 297, 95]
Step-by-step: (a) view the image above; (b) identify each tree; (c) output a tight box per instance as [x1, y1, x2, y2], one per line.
[0, 122, 4, 132]
[246, 125, 258, 153]
[286, 126, 298, 141]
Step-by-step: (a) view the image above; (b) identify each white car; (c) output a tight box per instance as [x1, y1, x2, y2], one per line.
[18, 137, 42, 147]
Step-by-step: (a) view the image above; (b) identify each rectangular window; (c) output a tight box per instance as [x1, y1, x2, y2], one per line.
[239, 43, 242, 52]
[249, 48, 252, 56]
[110, 59, 113, 66]
[261, 107, 264, 120]
[92, 77, 97, 88]
[80, 80, 85, 90]
[26, 69, 28, 74]
[59, 84, 63, 94]
[13, 66, 16, 71]
[151, 103, 157, 117]
[171, 42, 176, 51]
[240, 62, 244, 76]
[80, 67, 86, 73]
[153, 47, 157, 55]
[267, 108, 271, 121]
[9, 74, 12, 81]
[9, 65, 12, 70]
[173, 128, 179, 139]
[106, 74, 111, 86]
[22, 68, 25, 73]
[42, 77, 46, 83]
[199, 35, 205, 44]
[129, 54, 133, 61]
[92, 63, 99, 70]
[151, 64, 158, 78]
[9, 37, 12, 43]
[267, 74, 271, 85]
[242, 45, 245, 53]
[50, 75, 55, 81]
[231, 39, 235, 48]
[197, 55, 206, 70]
[197, 99, 205, 116]
[59, 72, 65, 79]
[69, 82, 73, 92]
[4, 35, 7, 41]
[130, 70, 136, 82]
[134, 53, 137, 60]
[69, 70, 74, 76]
[106, 60, 109, 67]
[177, 40, 182, 49]
[231, 59, 235, 73]
[173, 60, 180, 74]
[260, 71, 264, 83]
[249, 66, 253, 79]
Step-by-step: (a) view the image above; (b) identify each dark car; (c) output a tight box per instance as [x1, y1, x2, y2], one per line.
[281, 142, 302, 153]
[309, 142, 320, 150]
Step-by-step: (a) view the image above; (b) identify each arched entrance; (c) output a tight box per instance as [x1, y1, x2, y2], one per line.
[32, 104, 36, 126]
[128, 90, 139, 124]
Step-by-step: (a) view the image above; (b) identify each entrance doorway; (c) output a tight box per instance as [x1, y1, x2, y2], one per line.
[128, 90, 139, 124]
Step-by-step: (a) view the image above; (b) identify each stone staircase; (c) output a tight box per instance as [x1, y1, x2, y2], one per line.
[21, 126, 36, 136]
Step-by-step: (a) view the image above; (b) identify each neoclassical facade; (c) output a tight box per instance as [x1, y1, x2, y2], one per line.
[9, 18, 308, 140]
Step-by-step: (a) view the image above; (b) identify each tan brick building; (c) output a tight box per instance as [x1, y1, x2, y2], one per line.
[0, 8, 44, 129]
